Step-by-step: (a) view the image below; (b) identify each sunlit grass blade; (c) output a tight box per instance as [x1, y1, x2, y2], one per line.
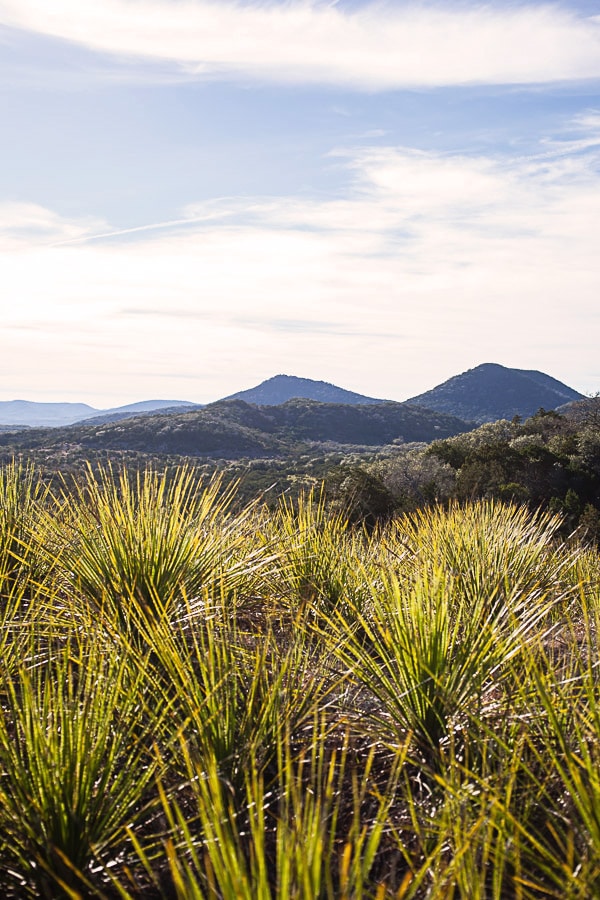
[0, 635, 162, 896]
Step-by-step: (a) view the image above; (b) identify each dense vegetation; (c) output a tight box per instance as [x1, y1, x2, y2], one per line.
[329, 403, 600, 540]
[1, 401, 599, 539]
[0, 398, 470, 459]
[1, 460, 600, 897]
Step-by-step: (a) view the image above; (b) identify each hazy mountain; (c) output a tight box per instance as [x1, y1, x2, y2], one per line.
[0, 399, 195, 429]
[0, 400, 97, 428]
[222, 374, 384, 406]
[100, 400, 196, 416]
[0, 398, 471, 459]
[407, 364, 584, 424]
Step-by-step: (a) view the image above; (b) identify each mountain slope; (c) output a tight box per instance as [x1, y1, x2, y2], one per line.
[222, 375, 383, 406]
[0, 399, 471, 459]
[408, 363, 584, 424]
[74, 401, 199, 426]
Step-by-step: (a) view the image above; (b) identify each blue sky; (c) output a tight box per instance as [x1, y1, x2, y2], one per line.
[1, 0, 599, 406]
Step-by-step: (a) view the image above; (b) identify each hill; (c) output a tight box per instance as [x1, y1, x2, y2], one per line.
[0, 399, 471, 460]
[3, 366, 584, 428]
[408, 363, 584, 423]
[222, 375, 384, 406]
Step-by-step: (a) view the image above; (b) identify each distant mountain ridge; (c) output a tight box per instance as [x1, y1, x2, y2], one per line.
[0, 399, 196, 429]
[1, 365, 584, 429]
[223, 375, 383, 406]
[0, 400, 97, 428]
[407, 363, 584, 424]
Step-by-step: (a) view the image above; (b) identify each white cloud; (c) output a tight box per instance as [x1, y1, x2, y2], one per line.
[1, 0, 600, 88]
[570, 109, 600, 132]
[0, 202, 105, 251]
[2, 129, 600, 404]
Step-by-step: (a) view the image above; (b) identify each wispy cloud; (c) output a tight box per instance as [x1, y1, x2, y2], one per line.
[1, 1, 600, 88]
[0, 202, 105, 251]
[2, 121, 599, 403]
[122, 305, 401, 338]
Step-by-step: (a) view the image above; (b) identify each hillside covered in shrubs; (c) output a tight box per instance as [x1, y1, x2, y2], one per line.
[0, 398, 471, 459]
[329, 402, 600, 540]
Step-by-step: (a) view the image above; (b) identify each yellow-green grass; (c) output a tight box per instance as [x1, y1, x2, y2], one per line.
[0, 461, 598, 897]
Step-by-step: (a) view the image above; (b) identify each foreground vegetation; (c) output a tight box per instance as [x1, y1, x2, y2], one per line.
[1, 460, 600, 897]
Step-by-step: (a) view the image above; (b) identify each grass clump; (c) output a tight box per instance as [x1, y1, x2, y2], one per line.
[0, 463, 599, 897]
[47, 464, 271, 634]
[0, 636, 161, 896]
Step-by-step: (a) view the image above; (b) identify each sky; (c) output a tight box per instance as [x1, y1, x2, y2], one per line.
[1, 0, 600, 408]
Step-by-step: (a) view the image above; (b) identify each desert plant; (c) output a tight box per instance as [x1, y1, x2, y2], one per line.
[267, 489, 373, 616]
[0, 635, 162, 896]
[50, 464, 270, 632]
[124, 723, 405, 899]
[0, 459, 51, 593]
[323, 503, 565, 758]
[129, 597, 340, 787]
[389, 500, 570, 609]
[1, 464, 598, 898]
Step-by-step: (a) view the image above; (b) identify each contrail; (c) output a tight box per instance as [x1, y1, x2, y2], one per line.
[51, 207, 243, 247]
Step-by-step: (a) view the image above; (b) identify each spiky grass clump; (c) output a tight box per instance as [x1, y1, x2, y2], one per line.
[0, 635, 162, 896]
[320, 502, 568, 759]
[266, 490, 373, 616]
[0, 460, 51, 593]
[128, 597, 339, 786]
[0, 462, 59, 690]
[1, 463, 600, 897]
[124, 724, 406, 900]
[387, 500, 570, 607]
[50, 464, 271, 632]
